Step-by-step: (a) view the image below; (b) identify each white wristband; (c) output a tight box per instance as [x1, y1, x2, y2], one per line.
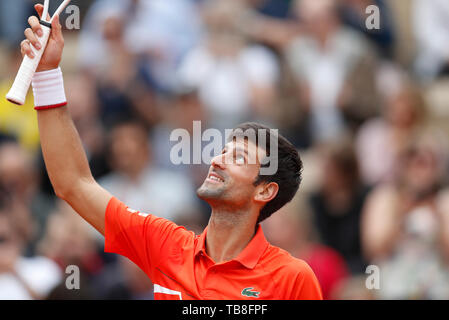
[32, 67, 67, 109]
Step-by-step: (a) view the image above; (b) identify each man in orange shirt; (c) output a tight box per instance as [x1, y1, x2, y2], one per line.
[20, 4, 322, 300]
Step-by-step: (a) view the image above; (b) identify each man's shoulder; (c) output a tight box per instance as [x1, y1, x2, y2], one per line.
[260, 245, 322, 299]
[262, 244, 313, 276]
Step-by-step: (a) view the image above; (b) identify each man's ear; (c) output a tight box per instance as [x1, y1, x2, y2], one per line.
[255, 182, 279, 203]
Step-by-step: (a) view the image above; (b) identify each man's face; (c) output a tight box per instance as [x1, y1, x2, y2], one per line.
[197, 139, 265, 209]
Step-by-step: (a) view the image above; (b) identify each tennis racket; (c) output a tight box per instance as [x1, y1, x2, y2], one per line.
[6, 0, 71, 105]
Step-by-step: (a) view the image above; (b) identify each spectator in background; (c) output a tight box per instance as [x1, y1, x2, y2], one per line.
[330, 275, 375, 300]
[0, 50, 40, 153]
[79, 6, 146, 127]
[151, 89, 209, 185]
[38, 200, 104, 299]
[0, 141, 55, 254]
[149, 88, 212, 223]
[309, 139, 369, 274]
[413, 0, 449, 81]
[38, 200, 103, 275]
[78, 0, 202, 93]
[92, 256, 153, 300]
[78, 2, 164, 129]
[355, 75, 427, 186]
[339, 0, 395, 58]
[177, 0, 281, 131]
[285, 0, 378, 145]
[235, 1, 300, 50]
[0, 0, 31, 47]
[0, 210, 61, 300]
[263, 194, 349, 300]
[99, 118, 199, 222]
[241, 0, 395, 55]
[362, 130, 449, 299]
[251, 0, 294, 19]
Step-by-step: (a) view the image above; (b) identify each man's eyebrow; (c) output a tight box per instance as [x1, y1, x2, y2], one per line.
[228, 144, 248, 154]
[225, 143, 249, 155]
[235, 145, 249, 154]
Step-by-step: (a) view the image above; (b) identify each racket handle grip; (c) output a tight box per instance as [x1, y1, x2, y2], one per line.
[6, 25, 51, 106]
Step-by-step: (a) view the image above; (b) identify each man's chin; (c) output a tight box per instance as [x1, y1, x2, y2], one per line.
[196, 183, 225, 200]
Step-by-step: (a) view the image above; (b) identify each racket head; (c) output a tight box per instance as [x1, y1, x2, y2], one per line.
[50, 0, 72, 23]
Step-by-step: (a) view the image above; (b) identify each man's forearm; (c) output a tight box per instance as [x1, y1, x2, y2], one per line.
[37, 104, 112, 235]
[21, 5, 111, 235]
[37, 106, 94, 199]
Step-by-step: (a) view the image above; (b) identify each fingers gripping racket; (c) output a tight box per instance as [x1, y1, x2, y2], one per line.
[6, 0, 71, 105]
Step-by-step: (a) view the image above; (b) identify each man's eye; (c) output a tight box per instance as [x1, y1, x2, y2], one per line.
[235, 155, 245, 164]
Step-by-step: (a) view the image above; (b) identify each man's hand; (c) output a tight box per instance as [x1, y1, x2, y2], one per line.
[21, 4, 64, 72]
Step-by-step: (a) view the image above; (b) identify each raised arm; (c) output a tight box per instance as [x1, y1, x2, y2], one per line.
[21, 5, 111, 234]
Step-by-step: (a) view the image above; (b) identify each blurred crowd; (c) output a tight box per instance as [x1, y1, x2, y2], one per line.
[1, 0, 449, 300]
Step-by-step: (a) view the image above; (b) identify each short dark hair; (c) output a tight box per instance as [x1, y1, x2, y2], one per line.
[229, 123, 303, 223]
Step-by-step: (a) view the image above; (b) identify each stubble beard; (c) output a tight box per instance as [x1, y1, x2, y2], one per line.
[196, 181, 227, 201]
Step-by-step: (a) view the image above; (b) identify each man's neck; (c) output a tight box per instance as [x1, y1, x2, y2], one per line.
[205, 206, 258, 264]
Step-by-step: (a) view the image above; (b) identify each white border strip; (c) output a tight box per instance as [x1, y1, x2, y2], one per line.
[153, 284, 182, 300]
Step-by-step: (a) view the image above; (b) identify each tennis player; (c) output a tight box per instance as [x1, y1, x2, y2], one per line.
[21, 4, 322, 300]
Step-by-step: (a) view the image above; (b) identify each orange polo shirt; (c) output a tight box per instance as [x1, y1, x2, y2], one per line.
[105, 197, 323, 300]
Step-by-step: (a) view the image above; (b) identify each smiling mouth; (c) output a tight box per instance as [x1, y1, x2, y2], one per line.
[207, 172, 225, 183]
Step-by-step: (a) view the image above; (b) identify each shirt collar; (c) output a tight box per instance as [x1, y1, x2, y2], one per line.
[194, 224, 269, 269]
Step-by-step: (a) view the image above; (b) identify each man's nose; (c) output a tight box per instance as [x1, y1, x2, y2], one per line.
[211, 153, 226, 170]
